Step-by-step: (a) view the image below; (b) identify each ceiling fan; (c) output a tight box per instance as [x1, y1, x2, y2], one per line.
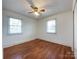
[28, 5, 45, 16]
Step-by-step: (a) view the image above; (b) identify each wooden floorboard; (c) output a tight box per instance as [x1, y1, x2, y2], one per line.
[3, 39, 74, 59]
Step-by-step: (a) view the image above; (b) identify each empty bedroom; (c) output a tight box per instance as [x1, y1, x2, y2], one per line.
[2, 0, 77, 59]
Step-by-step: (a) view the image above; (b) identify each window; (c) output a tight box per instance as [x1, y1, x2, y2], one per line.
[8, 18, 22, 34]
[47, 19, 56, 33]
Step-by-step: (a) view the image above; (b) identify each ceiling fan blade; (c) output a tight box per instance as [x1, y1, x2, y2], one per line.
[31, 5, 35, 9]
[28, 12, 33, 13]
[26, 0, 34, 6]
[30, 5, 38, 12]
[31, 6, 38, 9]
[40, 9, 45, 12]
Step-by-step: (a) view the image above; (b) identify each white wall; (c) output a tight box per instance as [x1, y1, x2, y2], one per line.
[3, 10, 74, 50]
[73, 1, 77, 58]
[2, 10, 37, 48]
[37, 11, 73, 49]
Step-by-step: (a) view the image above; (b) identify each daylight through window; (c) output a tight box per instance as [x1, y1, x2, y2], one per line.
[9, 18, 22, 34]
[47, 19, 56, 33]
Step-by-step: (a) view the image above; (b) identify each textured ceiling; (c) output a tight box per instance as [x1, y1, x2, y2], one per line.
[3, 0, 73, 19]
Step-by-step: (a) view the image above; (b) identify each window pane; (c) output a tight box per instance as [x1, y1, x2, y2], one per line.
[10, 18, 21, 25]
[9, 25, 21, 33]
[47, 20, 56, 33]
[9, 18, 22, 34]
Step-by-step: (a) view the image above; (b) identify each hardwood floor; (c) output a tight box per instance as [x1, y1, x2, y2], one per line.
[3, 39, 74, 59]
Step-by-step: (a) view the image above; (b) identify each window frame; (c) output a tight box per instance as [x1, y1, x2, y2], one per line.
[8, 17, 22, 35]
[46, 19, 57, 34]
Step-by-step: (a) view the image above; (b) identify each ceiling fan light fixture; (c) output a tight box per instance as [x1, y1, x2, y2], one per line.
[34, 12, 40, 16]
[28, 5, 45, 16]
